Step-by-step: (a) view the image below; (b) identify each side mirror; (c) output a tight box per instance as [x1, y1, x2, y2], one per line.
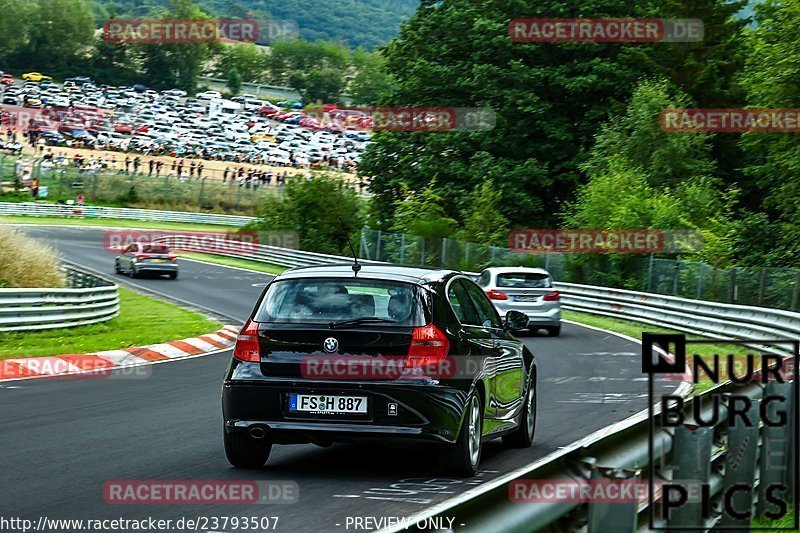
[504, 310, 529, 331]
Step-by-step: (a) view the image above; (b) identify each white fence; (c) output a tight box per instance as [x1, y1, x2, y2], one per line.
[0, 202, 256, 227]
[0, 266, 120, 332]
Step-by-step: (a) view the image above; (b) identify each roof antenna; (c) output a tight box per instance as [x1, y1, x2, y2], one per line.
[339, 218, 361, 276]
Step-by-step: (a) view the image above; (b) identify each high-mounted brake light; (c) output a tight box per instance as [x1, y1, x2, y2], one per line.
[233, 319, 261, 362]
[542, 291, 561, 302]
[485, 290, 508, 300]
[407, 324, 450, 367]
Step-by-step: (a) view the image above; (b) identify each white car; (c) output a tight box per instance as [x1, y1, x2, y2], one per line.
[196, 90, 222, 100]
[475, 267, 562, 336]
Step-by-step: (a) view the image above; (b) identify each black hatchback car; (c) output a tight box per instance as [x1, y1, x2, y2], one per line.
[222, 265, 537, 476]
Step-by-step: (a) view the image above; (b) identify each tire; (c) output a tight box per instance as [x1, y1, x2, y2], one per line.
[114, 260, 121, 274]
[168, 272, 178, 280]
[503, 374, 536, 448]
[224, 428, 272, 469]
[130, 266, 138, 278]
[442, 394, 483, 477]
[546, 324, 561, 337]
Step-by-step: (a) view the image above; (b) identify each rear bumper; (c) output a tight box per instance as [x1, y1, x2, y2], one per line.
[135, 262, 178, 273]
[494, 303, 561, 328]
[222, 369, 471, 445]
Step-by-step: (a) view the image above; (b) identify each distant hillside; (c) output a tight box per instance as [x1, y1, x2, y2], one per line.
[94, 0, 419, 49]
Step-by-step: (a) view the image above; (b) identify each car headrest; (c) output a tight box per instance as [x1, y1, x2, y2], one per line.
[348, 293, 375, 318]
[388, 293, 412, 321]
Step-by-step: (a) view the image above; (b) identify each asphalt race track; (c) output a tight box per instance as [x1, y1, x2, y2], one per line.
[0, 226, 679, 532]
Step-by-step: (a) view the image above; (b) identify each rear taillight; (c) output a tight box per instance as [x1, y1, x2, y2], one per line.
[485, 290, 508, 300]
[168, 255, 177, 261]
[233, 319, 261, 362]
[542, 291, 561, 302]
[407, 324, 450, 367]
[135, 254, 148, 260]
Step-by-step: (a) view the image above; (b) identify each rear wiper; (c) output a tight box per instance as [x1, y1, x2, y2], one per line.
[328, 317, 397, 329]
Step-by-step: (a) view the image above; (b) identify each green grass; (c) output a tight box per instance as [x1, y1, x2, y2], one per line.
[181, 252, 287, 275]
[0, 215, 238, 232]
[0, 288, 222, 359]
[752, 505, 796, 531]
[563, 310, 751, 394]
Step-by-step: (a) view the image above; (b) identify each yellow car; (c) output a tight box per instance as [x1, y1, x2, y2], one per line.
[251, 133, 276, 142]
[21, 72, 52, 82]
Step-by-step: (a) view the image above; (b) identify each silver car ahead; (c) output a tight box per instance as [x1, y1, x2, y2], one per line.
[476, 267, 561, 336]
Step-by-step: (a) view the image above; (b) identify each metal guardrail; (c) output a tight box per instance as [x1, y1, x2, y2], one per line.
[0, 202, 256, 227]
[392, 380, 795, 532]
[158, 238, 800, 351]
[555, 282, 800, 357]
[0, 266, 120, 332]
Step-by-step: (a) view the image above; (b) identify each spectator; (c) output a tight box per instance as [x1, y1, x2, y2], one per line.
[124, 156, 131, 174]
[148, 159, 154, 176]
[76, 194, 84, 206]
[155, 160, 163, 176]
[31, 178, 39, 198]
[133, 156, 141, 175]
[223, 166, 230, 183]
[197, 162, 204, 179]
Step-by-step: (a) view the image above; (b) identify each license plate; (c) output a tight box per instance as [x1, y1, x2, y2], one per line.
[151, 259, 166, 262]
[515, 295, 539, 302]
[289, 393, 367, 414]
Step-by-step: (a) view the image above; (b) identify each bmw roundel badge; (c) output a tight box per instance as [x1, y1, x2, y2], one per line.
[323, 337, 339, 353]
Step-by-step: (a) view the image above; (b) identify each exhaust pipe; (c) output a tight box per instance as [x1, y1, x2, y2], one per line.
[249, 426, 267, 439]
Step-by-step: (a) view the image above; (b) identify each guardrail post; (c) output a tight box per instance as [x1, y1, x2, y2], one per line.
[696, 262, 704, 299]
[586, 467, 639, 533]
[791, 272, 800, 311]
[729, 267, 737, 303]
[719, 394, 760, 529]
[668, 425, 713, 529]
[672, 259, 680, 295]
[376, 230, 382, 262]
[758, 269, 768, 306]
[757, 381, 793, 518]
[400, 233, 405, 264]
[441, 237, 446, 267]
[647, 253, 654, 292]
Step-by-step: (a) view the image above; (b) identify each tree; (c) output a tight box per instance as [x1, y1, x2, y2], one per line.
[457, 180, 509, 246]
[25, 0, 95, 73]
[392, 185, 457, 239]
[139, 0, 212, 92]
[361, 0, 652, 229]
[564, 81, 735, 269]
[737, 0, 800, 265]
[227, 68, 242, 95]
[289, 68, 344, 103]
[348, 48, 395, 104]
[216, 43, 266, 83]
[581, 79, 715, 188]
[251, 176, 363, 255]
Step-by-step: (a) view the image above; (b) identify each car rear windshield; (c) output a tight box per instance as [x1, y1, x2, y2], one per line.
[254, 278, 428, 326]
[496, 273, 552, 288]
[141, 244, 170, 254]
